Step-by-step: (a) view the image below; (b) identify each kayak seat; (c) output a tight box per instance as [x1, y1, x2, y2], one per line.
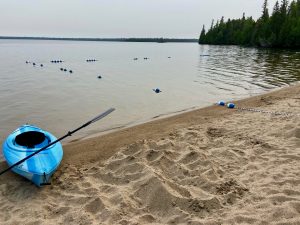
[15, 131, 46, 148]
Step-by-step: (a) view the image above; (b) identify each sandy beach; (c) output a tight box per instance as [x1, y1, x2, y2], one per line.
[1, 84, 300, 225]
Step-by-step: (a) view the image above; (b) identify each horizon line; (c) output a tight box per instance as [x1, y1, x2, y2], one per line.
[0, 36, 198, 43]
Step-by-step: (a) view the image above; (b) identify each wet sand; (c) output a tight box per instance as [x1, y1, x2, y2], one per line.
[1, 84, 300, 224]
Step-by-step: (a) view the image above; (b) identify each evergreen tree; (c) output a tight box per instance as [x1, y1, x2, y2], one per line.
[262, 0, 270, 20]
[270, 1, 282, 45]
[280, 0, 289, 16]
[210, 19, 214, 30]
[199, 25, 206, 44]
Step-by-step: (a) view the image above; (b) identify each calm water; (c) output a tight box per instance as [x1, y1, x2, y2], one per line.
[0, 40, 300, 147]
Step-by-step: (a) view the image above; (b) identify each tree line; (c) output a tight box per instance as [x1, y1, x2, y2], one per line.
[199, 0, 300, 48]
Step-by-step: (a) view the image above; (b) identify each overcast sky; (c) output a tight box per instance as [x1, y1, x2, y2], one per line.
[0, 0, 278, 38]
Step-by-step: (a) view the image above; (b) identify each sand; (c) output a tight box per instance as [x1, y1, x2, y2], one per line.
[1, 84, 300, 225]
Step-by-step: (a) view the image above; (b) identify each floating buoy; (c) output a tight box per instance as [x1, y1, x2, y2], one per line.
[97, 75, 102, 79]
[40, 64, 43, 67]
[168, 56, 171, 58]
[153, 88, 161, 93]
[32, 63, 36, 66]
[63, 69, 67, 72]
[60, 68, 63, 71]
[218, 101, 225, 106]
[69, 70, 73, 73]
[26, 61, 29, 64]
[227, 103, 235, 109]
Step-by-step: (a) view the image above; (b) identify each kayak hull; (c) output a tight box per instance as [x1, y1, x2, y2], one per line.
[2, 125, 63, 186]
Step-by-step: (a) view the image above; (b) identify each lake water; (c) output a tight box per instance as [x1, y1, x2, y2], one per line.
[0, 40, 300, 147]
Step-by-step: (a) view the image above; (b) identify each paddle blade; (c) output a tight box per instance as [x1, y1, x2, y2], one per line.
[90, 108, 115, 124]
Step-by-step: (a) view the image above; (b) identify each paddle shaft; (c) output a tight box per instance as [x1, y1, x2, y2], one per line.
[0, 108, 115, 176]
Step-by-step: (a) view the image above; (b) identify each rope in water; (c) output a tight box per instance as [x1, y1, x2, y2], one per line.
[218, 101, 300, 117]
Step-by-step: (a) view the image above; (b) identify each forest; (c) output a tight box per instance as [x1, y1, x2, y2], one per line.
[199, 0, 300, 48]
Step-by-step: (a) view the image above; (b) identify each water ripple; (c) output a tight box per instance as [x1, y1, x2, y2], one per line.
[197, 45, 300, 93]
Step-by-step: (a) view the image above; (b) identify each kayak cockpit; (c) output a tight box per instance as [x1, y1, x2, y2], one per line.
[13, 131, 51, 150]
[15, 131, 47, 148]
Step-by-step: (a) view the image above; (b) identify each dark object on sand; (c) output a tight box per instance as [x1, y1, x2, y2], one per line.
[227, 103, 235, 109]
[218, 101, 225, 106]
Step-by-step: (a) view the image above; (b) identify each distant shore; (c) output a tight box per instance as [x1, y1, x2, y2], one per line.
[0, 36, 198, 43]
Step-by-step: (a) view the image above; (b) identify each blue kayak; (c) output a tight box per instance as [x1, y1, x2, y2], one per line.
[2, 125, 63, 186]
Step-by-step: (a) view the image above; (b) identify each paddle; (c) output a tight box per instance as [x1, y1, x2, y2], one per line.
[0, 108, 115, 176]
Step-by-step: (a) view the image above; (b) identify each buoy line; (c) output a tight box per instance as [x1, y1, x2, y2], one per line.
[217, 101, 300, 117]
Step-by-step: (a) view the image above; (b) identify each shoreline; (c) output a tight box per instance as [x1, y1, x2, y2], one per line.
[65, 105, 200, 144]
[1, 83, 300, 224]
